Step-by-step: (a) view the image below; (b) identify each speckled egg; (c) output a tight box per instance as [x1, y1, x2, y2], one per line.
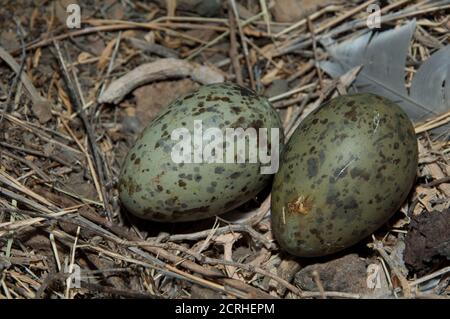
[119, 83, 283, 222]
[271, 93, 418, 257]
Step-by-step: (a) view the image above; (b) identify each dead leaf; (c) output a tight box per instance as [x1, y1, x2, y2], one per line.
[97, 38, 117, 71]
[77, 52, 94, 64]
[57, 80, 72, 114]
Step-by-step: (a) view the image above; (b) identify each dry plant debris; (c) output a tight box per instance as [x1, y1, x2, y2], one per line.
[0, 0, 449, 299]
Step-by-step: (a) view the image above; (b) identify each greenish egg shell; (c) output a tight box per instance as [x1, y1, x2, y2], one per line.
[271, 93, 418, 257]
[119, 83, 283, 222]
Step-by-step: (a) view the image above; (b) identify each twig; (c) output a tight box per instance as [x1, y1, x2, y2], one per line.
[372, 240, 411, 298]
[422, 176, 450, 188]
[0, 149, 52, 182]
[312, 270, 326, 299]
[228, 5, 244, 86]
[229, 0, 255, 89]
[0, 47, 48, 119]
[409, 266, 450, 287]
[307, 17, 323, 90]
[52, 40, 112, 219]
[1, 19, 26, 121]
[77, 209, 224, 278]
[97, 58, 224, 104]
[0, 141, 72, 167]
[81, 282, 161, 299]
[166, 223, 273, 250]
[186, 12, 264, 60]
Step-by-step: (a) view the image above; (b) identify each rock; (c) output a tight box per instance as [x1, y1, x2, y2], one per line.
[404, 209, 450, 276]
[294, 254, 371, 294]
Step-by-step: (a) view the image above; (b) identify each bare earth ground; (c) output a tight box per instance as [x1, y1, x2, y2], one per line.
[0, 0, 449, 299]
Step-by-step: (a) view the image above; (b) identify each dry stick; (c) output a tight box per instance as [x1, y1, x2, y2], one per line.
[81, 242, 246, 298]
[259, 0, 271, 35]
[85, 19, 208, 45]
[245, 194, 271, 226]
[244, 38, 289, 71]
[9, 208, 250, 298]
[0, 141, 72, 167]
[203, 256, 362, 299]
[0, 171, 57, 210]
[317, 0, 378, 34]
[0, 150, 52, 182]
[10, 21, 203, 56]
[99, 31, 122, 98]
[52, 41, 112, 219]
[166, 223, 273, 250]
[423, 176, 450, 188]
[187, 12, 264, 60]
[3, 114, 82, 154]
[307, 17, 323, 91]
[409, 266, 450, 288]
[222, 278, 276, 299]
[115, 236, 285, 298]
[229, 0, 255, 90]
[272, 0, 377, 56]
[268, 82, 317, 103]
[60, 120, 104, 205]
[127, 37, 178, 58]
[1, 19, 26, 121]
[279, 2, 450, 56]
[77, 209, 223, 278]
[372, 240, 412, 298]
[21, 208, 269, 298]
[274, 6, 336, 37]
[312, 270, 326, 299]
[81, 282, 161, 299]
[0, 47, 48, 117]
[273, 94, 306, 109]
[228, 6, 244, 86]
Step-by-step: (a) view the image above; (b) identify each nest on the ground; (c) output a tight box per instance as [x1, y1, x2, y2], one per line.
[0, 0, 449, 299]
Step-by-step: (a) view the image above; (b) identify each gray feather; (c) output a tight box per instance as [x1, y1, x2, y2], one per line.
[320, 20, 450, 124]
[410, 45, 450, 119]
